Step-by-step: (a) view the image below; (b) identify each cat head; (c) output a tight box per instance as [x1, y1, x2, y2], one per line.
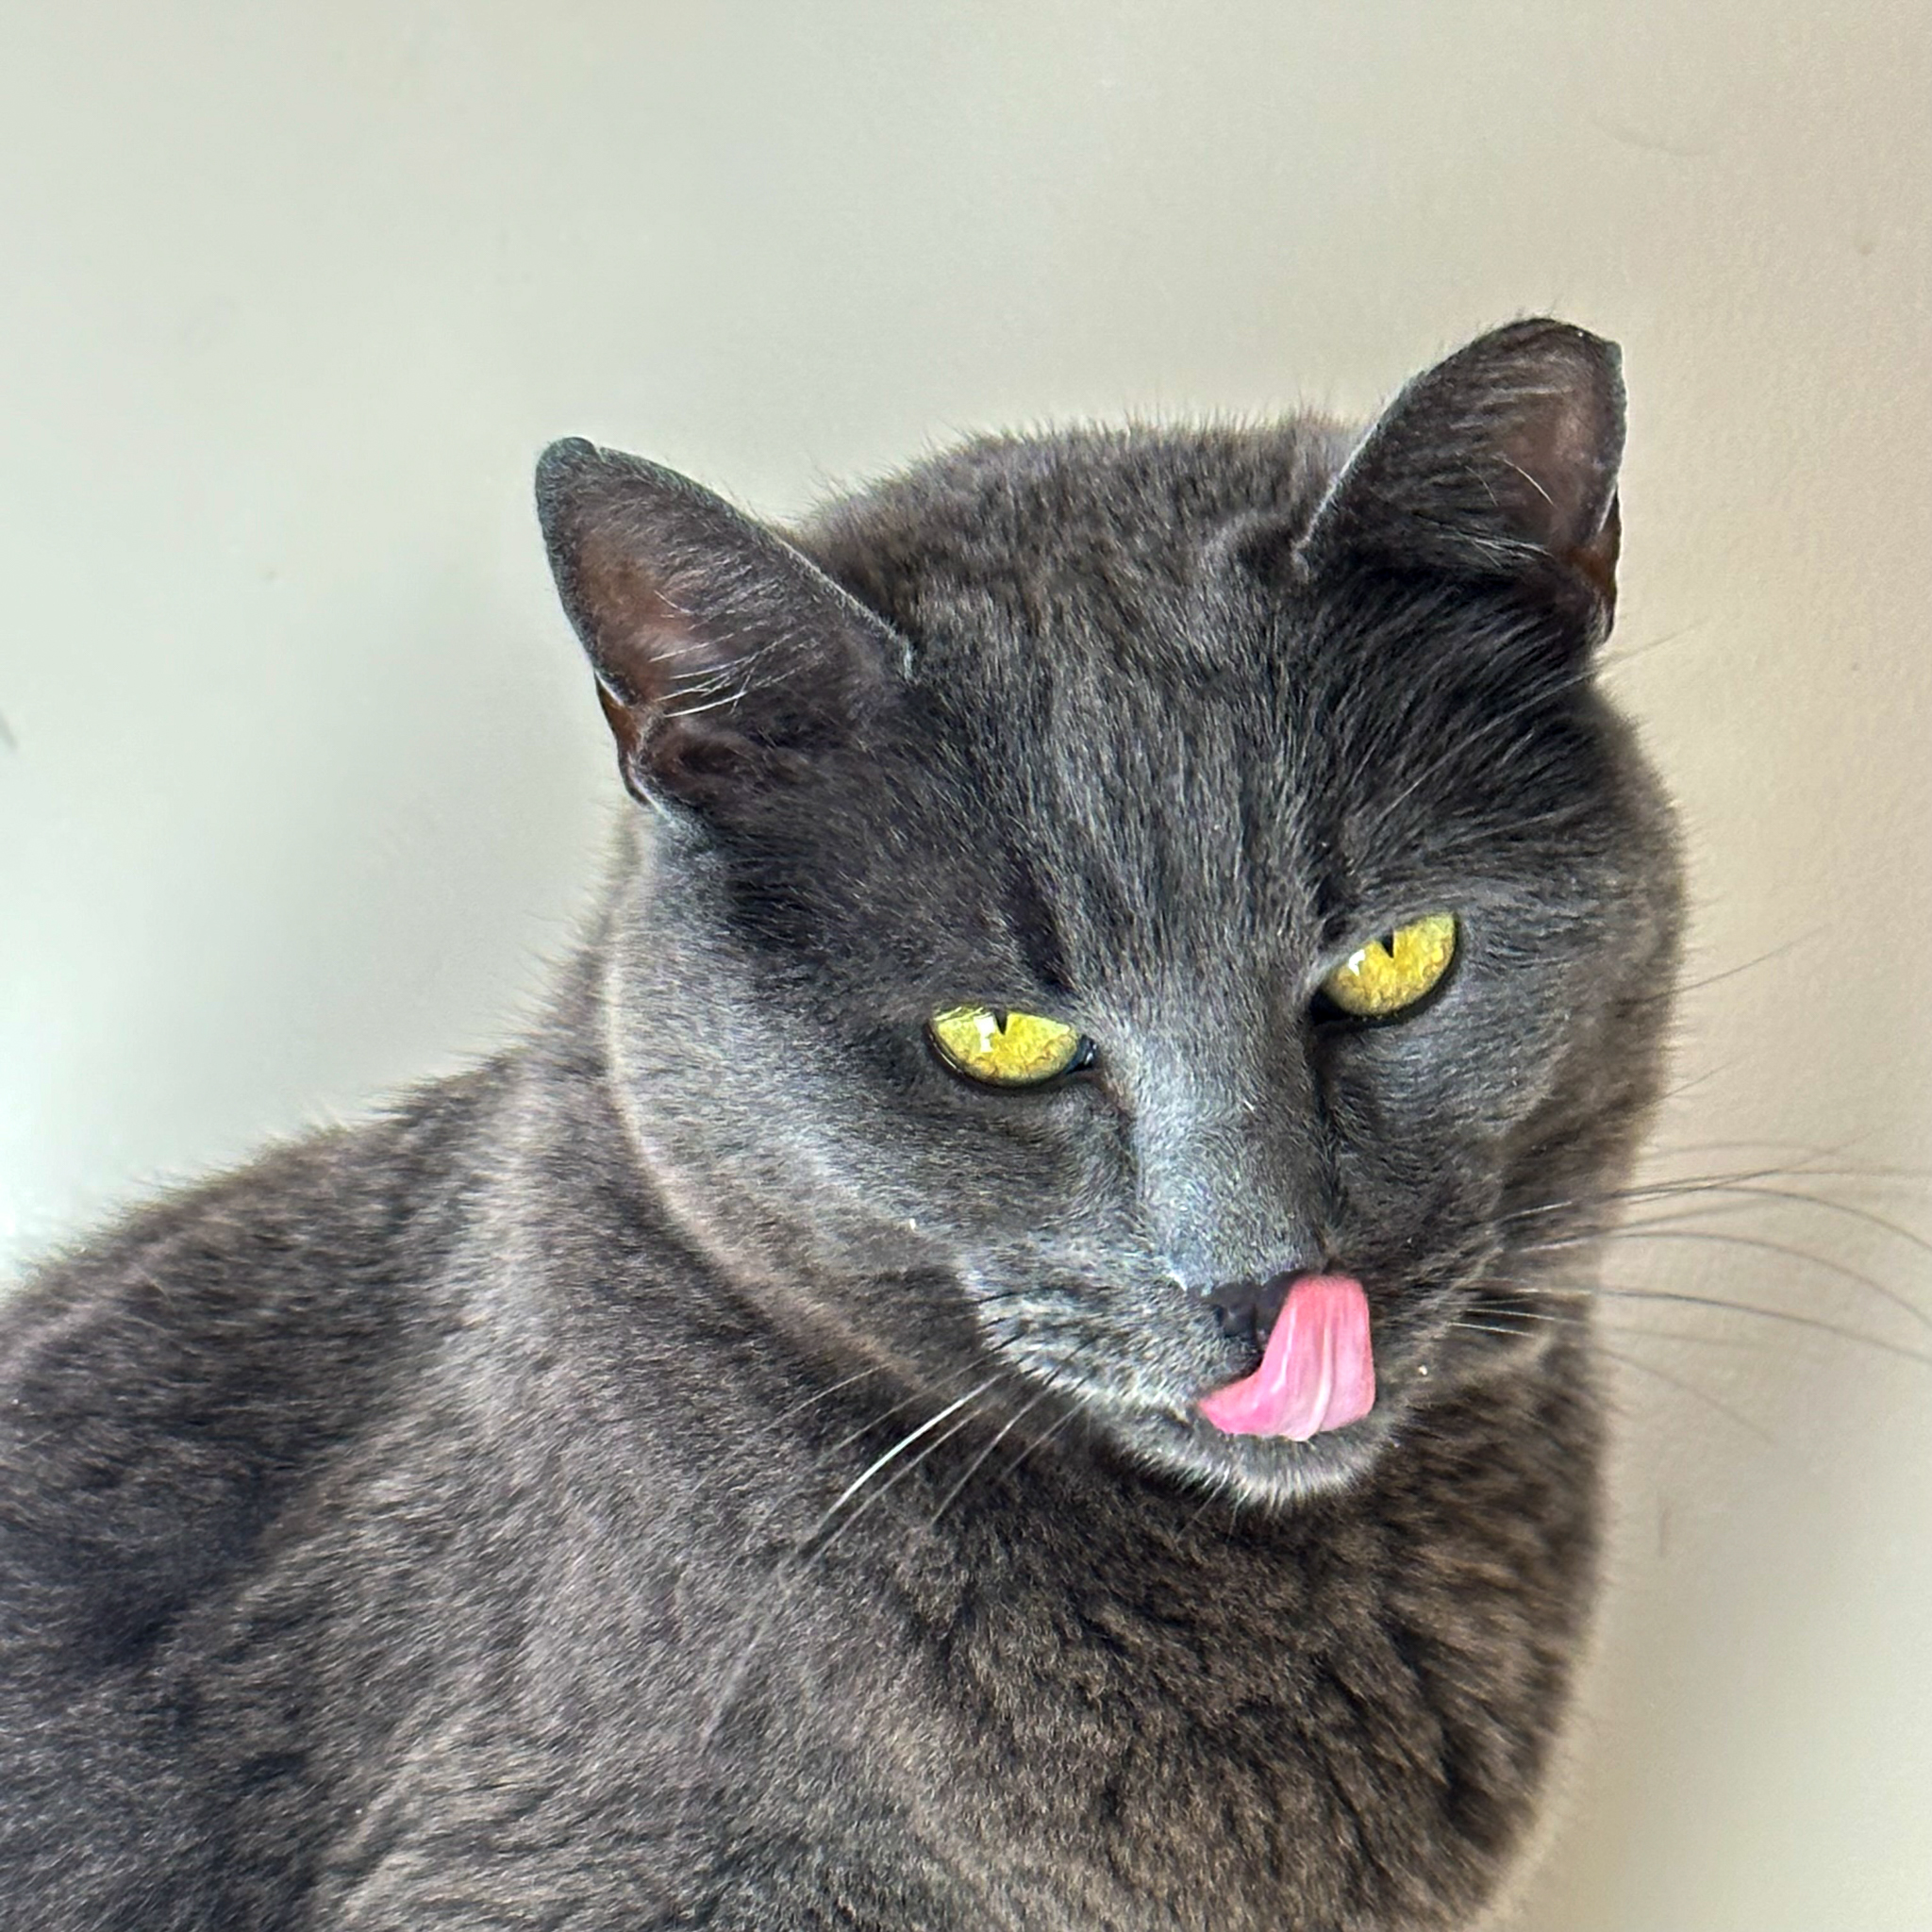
[537, 320, 1680, 1503]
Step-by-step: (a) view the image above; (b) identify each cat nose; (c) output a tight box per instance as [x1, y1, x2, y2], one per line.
[1207, 1272, 1300, 1355]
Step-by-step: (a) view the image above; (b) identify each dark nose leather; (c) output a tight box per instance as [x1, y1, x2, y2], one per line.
[1208, 1272, 1297, 1355]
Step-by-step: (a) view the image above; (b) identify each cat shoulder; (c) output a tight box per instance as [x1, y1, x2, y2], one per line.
[0, 1072, 500, 1650]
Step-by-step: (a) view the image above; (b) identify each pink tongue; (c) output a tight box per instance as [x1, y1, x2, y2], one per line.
[1197, 1274, 1376, 1441]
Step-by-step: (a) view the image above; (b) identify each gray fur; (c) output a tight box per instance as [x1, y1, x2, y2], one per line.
[0, 320, 1680, 1929]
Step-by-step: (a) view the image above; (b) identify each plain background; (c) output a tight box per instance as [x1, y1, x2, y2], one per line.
[4, 5, 1929, 1925]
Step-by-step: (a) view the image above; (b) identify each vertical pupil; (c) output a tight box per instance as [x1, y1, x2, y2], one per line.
[1380, 933, 1399, 958]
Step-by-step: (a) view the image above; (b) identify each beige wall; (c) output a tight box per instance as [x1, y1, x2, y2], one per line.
[3, 5, 1928, 1924]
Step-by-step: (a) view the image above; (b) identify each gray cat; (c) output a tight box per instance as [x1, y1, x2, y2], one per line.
[0, 318, 1680, 1929]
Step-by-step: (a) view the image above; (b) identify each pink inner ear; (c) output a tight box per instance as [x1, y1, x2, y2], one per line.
[1500, 384, 1619, 564]
[575, 529, 722, 711]
[1568, 491, 1620, 604]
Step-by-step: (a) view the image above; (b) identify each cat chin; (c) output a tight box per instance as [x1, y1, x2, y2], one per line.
[1091, 1400, 1404, 1507]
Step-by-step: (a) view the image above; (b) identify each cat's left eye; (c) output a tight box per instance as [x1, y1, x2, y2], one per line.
[928, 1006, 1091, 1087]
[1318, 913, 1458, 1019]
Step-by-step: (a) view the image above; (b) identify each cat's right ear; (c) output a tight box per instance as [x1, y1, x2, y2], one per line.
[535, 440, 904, 812]
[1296, 319, 1625, 644]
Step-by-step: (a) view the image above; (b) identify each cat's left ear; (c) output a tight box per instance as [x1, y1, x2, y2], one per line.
[535, 439, 904, 811]
[1299, 318, 1624, 638]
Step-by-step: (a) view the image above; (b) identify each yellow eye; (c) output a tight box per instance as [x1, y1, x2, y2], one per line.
[1319, 913, 1458, 1019]
[928, 1006, 1090, 1087]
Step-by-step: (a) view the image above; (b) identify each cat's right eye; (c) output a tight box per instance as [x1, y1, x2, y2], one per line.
[928, 1006, 1091, 1087]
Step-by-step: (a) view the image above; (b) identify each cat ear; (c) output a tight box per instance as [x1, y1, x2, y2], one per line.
[1299, 319, 1624, 632]
[535, 439, 904, 810]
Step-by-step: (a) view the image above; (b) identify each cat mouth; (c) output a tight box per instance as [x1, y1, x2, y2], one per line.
[1195, 1274, 1376, 1442]
[982, 1268, 1397, 1492]
[1022, 1280, 1392, 1503]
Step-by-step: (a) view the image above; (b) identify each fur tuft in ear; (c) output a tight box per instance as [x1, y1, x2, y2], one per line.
[1300, 320, 1625, 631]
[534, 440, 903, 810]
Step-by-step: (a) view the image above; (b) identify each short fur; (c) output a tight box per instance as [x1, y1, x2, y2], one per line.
[0, 321, 1680, 1929]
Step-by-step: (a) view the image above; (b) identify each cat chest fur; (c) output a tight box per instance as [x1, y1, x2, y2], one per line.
[685, 1367, 1602, 1931]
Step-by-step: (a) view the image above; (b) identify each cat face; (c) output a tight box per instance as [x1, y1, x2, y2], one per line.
[540, 321, 1681, 1503]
